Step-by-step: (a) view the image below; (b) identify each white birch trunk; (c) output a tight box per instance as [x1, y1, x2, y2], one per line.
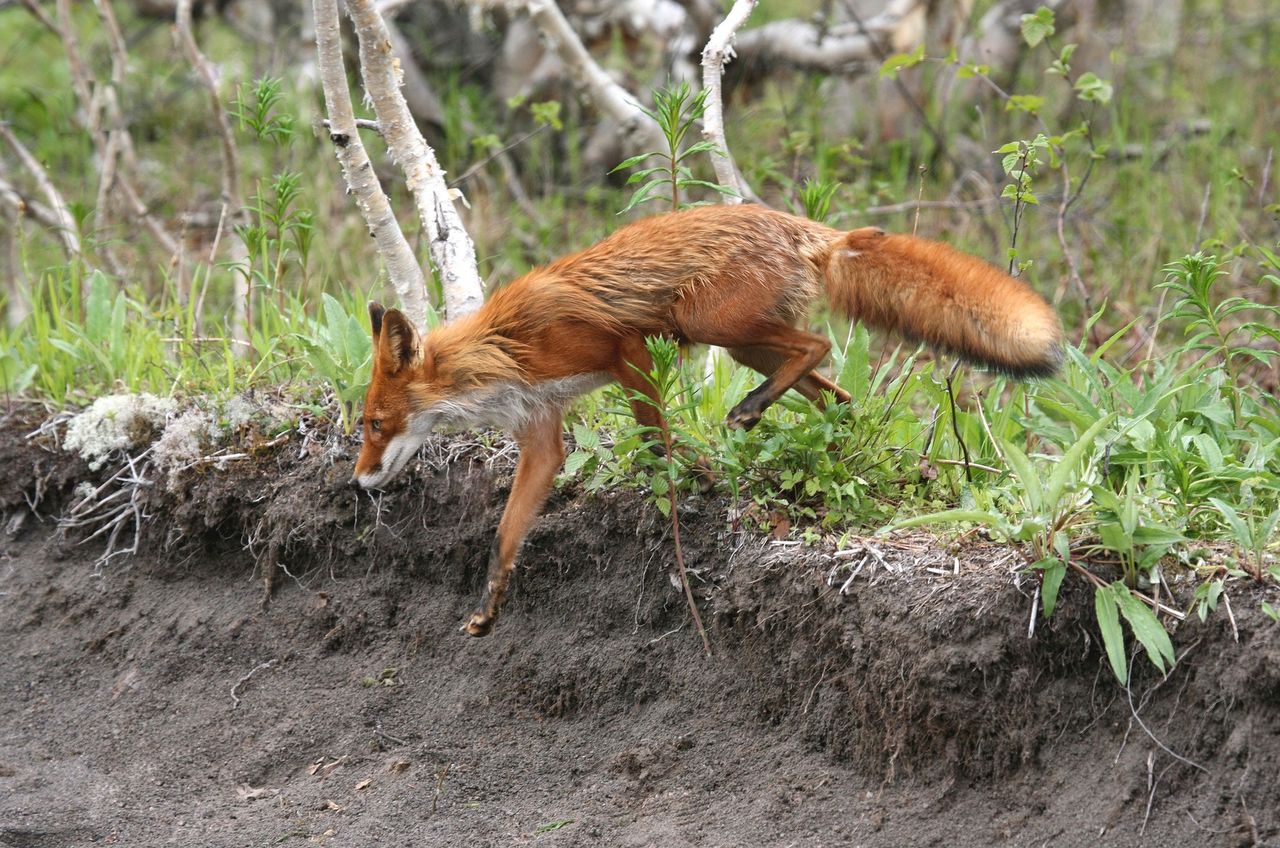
[313, 0, 430, 330]
[344, 0, 485, 321]
[700, 0, 760, 205]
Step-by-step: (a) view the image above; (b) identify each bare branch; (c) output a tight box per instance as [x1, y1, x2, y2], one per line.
[733, 0, 922, 72]
[16, 0, 58, 35]
[54, 0, 95, 131]
[518, 0, 665, 154]
[0, 165, 31, 326]
[313, 0, 430, 329]
[700, 0, 761, 206]
[0, 164, 66, 232]
[44, 0, 183, 279]
[321, 117, 382, 134]
[96, 2, 180, 267]
[0, 123, 82, 260]
[175, 0, 250, 334]
[345, 0, 484, 321]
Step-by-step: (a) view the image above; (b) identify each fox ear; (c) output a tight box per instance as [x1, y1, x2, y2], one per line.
[376, 309, 422, 376]
[368, 302, 386, 339]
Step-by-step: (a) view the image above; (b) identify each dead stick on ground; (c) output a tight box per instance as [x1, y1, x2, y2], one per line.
[230, 659, 278, 709]
[430, 762, 451, 815]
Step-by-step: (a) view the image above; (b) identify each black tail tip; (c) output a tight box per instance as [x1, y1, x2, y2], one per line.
[1000, 343, 1065, 379]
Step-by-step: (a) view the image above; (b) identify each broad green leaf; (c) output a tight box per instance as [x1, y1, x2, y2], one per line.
[1095, 585, 1127, 682]
[1037, 557, 1066, 618]
[1007, 94, 1046, 114]
[85, 271, 112, 343]
[1209, 497, 1253, 548]
[1020, 7, 1055, 47]
[563, 451, 591, 475]
[1192, 433, 1224, 471]
[1000, 437, 1043, 514]
[1044, 414, 1114, 511]
[1074, 72, 1113, 104]
[1114, 584, 1176, 674]
[572, 423, 599, 451]
[879, 44, 926, 78]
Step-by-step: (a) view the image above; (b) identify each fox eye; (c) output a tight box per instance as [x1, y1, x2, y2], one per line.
[371, 418, 382, 432]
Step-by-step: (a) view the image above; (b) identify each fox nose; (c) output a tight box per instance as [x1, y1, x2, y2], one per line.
[348, 475, 361, 489]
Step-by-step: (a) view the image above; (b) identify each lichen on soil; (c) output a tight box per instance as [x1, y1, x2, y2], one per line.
[0, 405, 1276, 847]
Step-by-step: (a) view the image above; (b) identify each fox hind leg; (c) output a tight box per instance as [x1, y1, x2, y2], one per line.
[716, 326, 835, 431]
[726, 345, 852, 408]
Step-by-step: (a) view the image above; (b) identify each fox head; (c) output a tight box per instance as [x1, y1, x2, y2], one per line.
[352, 302, 443, 489]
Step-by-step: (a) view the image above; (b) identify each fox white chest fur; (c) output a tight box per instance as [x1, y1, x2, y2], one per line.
[432, 372, 613, 433]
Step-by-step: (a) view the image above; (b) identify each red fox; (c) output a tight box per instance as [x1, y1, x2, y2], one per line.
[353, 205, 1061, 636]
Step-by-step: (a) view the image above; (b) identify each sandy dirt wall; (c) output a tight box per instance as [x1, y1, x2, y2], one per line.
[0, 411, 1276, 847]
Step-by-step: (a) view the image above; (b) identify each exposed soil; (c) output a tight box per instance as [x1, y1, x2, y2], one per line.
[1, 408, 1277, 848]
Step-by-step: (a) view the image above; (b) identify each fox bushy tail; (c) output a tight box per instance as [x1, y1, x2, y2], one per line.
[823, 227, 1063, 377]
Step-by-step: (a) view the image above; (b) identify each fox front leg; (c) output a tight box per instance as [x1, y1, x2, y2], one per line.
[464, 409, 565, 637]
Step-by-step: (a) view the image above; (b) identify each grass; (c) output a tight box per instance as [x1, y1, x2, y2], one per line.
[0, 3, 1277, 678]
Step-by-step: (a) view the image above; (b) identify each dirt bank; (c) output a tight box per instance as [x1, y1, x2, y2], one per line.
[0, 410, 1276, 847]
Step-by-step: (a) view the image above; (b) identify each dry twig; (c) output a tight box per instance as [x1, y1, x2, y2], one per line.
[175, 0, 250, 333]
[518, 0, 666, 154]
[230, 659, 279, 708]
[0, 123, 82, 260]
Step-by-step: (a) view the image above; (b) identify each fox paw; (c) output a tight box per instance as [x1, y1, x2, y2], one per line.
[691, 455, 717, 494]
[725, 407, 762, 431]
[463, 611, 495, 637]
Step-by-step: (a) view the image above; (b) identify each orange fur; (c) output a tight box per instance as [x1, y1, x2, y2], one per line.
[353, 205, 1062, 635]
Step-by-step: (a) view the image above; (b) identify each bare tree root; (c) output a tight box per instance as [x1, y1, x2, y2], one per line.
[59, 448, 155, 575]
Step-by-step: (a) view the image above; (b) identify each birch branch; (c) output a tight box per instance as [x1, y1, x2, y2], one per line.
[2, 197, 29, 326]
[99, 0, 181, 279]
[733, 0, 923, 72]
[381, 15, 447, 128]
[700, 0, 760, 206]
[16, 0, 58, 34]
[0, 123, 82, 260]
[175, 0, 250, 335]
[313, 0, 430, 330]
[518, 0, 666, 154]
[345, 0, 484, 321]
[45, 0, 182, 279]
[0, 165, 67, 233]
